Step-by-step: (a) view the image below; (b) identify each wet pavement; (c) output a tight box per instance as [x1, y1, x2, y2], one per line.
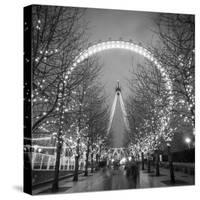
[66, 168, 138, 193]
[34, 166, 194, 195]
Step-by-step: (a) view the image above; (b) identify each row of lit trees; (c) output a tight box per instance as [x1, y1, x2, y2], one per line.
[125, 13, 194, 182]
[126, 62, 171, 161]
[31, 5, 87, 132]
[31, 6, 88, 191]
[153, 13, 195, 128]
[30, 5, 109, 192]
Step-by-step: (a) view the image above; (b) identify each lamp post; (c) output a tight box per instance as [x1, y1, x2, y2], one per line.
[167, 143, 175, 183]
[155, 149, 160, 176]
[185, 137, 191, 149]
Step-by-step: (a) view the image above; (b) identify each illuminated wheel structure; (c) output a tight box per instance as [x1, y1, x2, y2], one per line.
[66, 40, 174, 140]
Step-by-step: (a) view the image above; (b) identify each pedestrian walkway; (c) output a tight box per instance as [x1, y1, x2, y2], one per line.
[138, 167, 194, 189]
[33, 166, 194, 195]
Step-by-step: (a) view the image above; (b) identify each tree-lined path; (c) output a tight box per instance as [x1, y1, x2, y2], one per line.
[24, 5, 195, 194]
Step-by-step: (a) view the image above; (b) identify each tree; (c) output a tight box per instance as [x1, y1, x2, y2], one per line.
[153, 14, 195, 129]
[31, 5, 87, 133]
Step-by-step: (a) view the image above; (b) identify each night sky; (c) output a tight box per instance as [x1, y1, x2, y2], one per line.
[83, 8, 159, 147]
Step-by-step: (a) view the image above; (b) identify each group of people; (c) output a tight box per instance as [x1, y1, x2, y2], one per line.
[102, 155, 140, 182]
[124, 156, 140, 181]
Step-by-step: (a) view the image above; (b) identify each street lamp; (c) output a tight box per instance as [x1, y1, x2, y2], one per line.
[166, 142, 175, 183]
[38, 148, 42, 153]
[185, 137, 191, 149]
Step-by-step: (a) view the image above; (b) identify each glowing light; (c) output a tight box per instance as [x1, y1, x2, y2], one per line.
[52, 132, 57, 137]
[35, 57, 39, 62]
[185, 137, 191, 144]
[38, 148, 42, 153]
[88, 50, 93, 55]
[120, 157, 126, 164]
[36, 25, 40, 30]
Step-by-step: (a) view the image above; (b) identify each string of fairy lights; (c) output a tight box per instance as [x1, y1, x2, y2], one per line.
[175, 55, 195, 127]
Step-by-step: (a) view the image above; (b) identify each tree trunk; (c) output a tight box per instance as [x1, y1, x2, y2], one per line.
[73, 138, 80, 181]
[95, 153, 99, 171]
[155, 150, 160, 176]
[147, 153, 151, 173]
[91, 134, 94, 173]
[141, 152, 145, 170]
[52, 140, 62, 192]
[91, 152, 94, 173]
[84, 143, 90, 176]
[167, 145, 175, 183]
[99, 145, 102, 161]
[73, 155, 79, 181]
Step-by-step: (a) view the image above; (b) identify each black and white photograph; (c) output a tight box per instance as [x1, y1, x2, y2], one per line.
[23, 4, 195, 195]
